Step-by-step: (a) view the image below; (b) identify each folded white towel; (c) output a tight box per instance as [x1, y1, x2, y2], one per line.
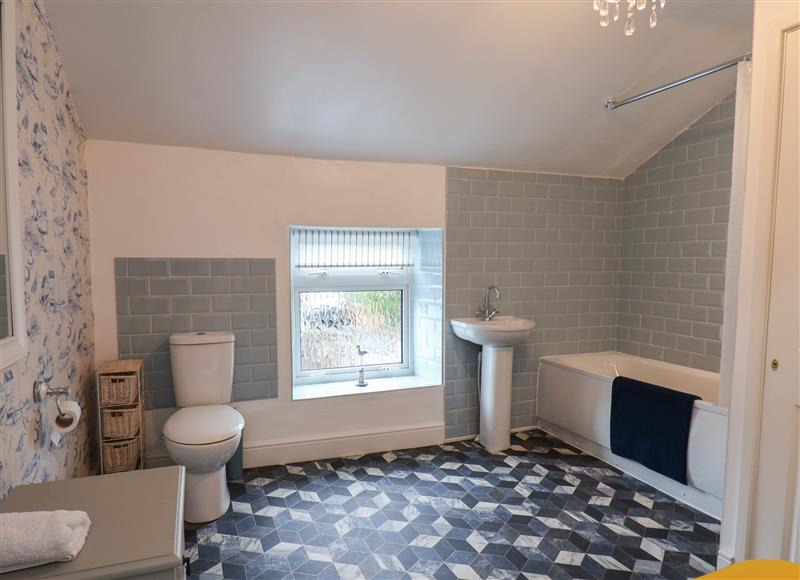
[0, 510, 91, 573]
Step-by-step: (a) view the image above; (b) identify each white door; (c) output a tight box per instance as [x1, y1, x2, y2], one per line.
[749, 27, 800, 560]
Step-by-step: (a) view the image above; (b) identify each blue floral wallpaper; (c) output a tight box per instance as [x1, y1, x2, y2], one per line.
[0, 0, 95, 499]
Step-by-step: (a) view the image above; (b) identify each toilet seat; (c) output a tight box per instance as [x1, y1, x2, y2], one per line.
[163, 405, 244, 445]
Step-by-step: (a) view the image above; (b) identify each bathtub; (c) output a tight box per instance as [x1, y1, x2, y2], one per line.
[537, 351, 727, 517]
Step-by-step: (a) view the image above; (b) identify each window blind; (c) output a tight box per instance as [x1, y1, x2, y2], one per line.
[292, 227, 416, 268]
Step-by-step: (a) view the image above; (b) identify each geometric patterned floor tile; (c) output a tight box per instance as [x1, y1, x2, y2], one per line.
[185, 429, 719, 580]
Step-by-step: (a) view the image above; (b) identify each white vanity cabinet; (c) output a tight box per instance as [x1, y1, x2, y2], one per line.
[0, 466, 186, 579]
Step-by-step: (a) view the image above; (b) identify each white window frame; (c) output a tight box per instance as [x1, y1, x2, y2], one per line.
[291, 266, 413, 386]
[0, 4, 27, 370]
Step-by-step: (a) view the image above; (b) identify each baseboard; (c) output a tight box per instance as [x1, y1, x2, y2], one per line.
[244, 422, 445, 468]
[148, 421, 533, 469]
[717, 548, 735, 569]
[444, 434, 477, 443]
[145, 449, 173, 469]
[444, 424, 538, 444]
[538, 420, 722, 519]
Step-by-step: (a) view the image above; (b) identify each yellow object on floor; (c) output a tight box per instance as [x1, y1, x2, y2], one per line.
[702, 560, 800, 579]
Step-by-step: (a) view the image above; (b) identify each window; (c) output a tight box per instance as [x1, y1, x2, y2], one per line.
[291, 227, 415, 386]
[298, 290, 403, 371]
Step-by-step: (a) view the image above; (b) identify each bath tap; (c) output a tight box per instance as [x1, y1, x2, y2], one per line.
[477, 286, 501, 321]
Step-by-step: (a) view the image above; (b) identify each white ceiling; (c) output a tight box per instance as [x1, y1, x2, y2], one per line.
[44, 1, 752, 178]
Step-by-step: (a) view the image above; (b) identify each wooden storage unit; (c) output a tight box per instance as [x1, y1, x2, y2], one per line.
[97, 359, 145, 473]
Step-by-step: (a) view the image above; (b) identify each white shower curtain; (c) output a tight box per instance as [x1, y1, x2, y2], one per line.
[719, 60, 753, 409]
[717, 59, 752, 568]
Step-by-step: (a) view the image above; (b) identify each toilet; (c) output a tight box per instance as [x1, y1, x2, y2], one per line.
[163, 331, 245, 523]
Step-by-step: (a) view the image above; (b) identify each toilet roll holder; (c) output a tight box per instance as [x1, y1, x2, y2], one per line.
[34, 381, 71, 419]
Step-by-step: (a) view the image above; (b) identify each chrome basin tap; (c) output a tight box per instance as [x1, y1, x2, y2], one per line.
[478, 286, 501, 321]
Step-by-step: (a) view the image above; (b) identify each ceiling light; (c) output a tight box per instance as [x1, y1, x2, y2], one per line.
[593, 0, 665, 36]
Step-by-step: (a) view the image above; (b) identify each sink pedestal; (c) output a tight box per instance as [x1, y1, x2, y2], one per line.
[450, 315, 535, 454]
[479, 346, 513, 453]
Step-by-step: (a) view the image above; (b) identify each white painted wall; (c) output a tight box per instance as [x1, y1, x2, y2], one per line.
[86, 140, 446, 464]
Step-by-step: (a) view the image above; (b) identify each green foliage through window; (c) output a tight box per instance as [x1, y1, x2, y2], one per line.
[299, 290, 403, 371]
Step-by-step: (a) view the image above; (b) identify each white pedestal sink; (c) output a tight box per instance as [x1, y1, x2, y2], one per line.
[450, 316, 536, 453]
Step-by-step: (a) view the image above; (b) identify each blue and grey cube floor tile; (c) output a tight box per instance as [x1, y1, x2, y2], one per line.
[184, 430, 719, 580]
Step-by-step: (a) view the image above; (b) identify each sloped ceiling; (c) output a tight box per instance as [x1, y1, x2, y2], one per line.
[44, 1, 752, 178]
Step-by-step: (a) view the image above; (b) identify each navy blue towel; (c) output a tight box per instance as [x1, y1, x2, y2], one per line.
[610, 376, 700, 485]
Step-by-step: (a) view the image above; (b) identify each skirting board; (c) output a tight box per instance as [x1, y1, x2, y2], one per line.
[244, 422, 445, 468]
[145, 423, 446, 470]
[444, 424, 538, 444]
[538, 419, 722, 519]
[147, 422, 521, 468]
[145, 451, 173, 469]
[717, 549, 735, 569]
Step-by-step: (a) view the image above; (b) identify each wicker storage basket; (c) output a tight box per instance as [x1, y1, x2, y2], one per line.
[101, 406, 141, 440]
[99, 374, 138, 406]
[102, 438, 141, 473]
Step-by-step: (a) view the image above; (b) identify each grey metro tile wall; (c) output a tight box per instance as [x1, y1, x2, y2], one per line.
[616, 92, 735, 372]
[412, 230, 444, 382]
[446, 167, 623, 439]
[445, 93, 735, 438]
[115, 258, 277, 409]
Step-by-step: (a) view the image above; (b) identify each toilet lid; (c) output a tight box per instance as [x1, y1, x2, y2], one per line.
[163, 405, 245, 445]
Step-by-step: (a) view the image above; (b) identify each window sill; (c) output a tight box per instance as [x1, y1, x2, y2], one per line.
[292, 375, 441, 401]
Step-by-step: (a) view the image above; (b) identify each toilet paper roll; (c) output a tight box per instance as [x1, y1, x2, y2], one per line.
[51, 400, 81, 436]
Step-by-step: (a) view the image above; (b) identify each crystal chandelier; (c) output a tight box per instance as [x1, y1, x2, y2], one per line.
[593, 0, 666, 36]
